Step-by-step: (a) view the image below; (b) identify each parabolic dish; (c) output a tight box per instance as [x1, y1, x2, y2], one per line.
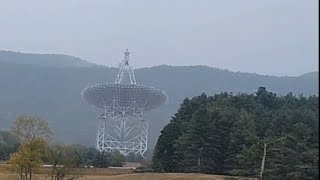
[81, 84, 167, 112]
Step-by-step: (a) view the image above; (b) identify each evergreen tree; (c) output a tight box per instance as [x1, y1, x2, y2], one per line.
[92, 152, 111, 168]
[152, 87, 319, 179]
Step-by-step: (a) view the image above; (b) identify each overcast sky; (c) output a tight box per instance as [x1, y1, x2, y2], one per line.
[0, 0, 318, 76]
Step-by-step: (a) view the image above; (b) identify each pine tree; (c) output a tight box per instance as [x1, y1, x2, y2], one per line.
[152, 88, 319, 179]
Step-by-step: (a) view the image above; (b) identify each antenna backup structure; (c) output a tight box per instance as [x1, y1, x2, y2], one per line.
[81, 49, 167, 156]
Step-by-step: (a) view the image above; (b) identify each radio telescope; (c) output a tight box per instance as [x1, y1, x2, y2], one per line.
[81, 49, 167, 156]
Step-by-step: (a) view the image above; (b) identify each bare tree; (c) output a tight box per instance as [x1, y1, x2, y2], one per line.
[11, 115, 52, 143]
[259, 137, 286, 180]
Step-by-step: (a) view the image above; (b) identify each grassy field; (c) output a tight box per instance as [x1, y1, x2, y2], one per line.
[78, 173, 249, 180]
[0, 172, 251, 180]
[0, 166, 256, 180]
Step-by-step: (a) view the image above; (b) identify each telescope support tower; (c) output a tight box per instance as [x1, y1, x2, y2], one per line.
[96, 50, 147, 156]
[96, 100, 148, 156]
[82, 49, 166, 157]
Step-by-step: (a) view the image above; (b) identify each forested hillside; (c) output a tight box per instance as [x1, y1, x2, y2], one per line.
[152, 87, 318, 179]
[0, 55, 318, 148]
[0, 131, 19, 160]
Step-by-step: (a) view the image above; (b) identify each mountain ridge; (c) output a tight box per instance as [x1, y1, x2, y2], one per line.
[0, 50, 97, 68]
[1, 50, 317, 77]
[0, 53, 318, 148]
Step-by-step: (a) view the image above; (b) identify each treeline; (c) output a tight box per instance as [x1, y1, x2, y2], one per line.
[0, 132, 143, 167]
[1, 116, 128, 180]
[0, 131, 19, 161]
[152, 87, 319, 179]
[44, 145, 126, 168]
[64, 145, 141, 168]
[0, 143, 18, 161]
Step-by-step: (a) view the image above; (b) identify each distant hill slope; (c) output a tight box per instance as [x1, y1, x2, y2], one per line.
[0, 131, 18, 146]
[0, 61, 318, 148]
[0, 51, 96, 68]
[299, 71, 318, 79]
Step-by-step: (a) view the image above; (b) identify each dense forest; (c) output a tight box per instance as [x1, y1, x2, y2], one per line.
[152, 87, 319, 179]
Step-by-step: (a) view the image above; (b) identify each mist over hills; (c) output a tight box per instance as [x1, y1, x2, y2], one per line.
[0, 51, 318, 148]
[299, 71, 319, 79]
[0, 51, 97, 68]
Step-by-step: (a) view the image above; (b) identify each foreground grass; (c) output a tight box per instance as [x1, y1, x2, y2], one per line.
[0, 172, 252, 180]
[80, 173, 249, 180]
[0, 166, 256, 180]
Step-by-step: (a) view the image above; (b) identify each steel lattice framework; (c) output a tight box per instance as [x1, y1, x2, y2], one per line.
[81, 50, 167, 156]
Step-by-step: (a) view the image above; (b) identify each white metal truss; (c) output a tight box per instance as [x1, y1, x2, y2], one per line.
[82, 49, 167, 157]
[98, 49, 145, 156]
[97, 100, 148, 156]
[115, 49, 136, 85]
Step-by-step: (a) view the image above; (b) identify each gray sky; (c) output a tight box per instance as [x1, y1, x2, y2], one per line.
[0, 0, 318, 76]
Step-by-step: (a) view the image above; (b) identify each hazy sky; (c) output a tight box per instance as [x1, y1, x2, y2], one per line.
[0, 0, 318, 76]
